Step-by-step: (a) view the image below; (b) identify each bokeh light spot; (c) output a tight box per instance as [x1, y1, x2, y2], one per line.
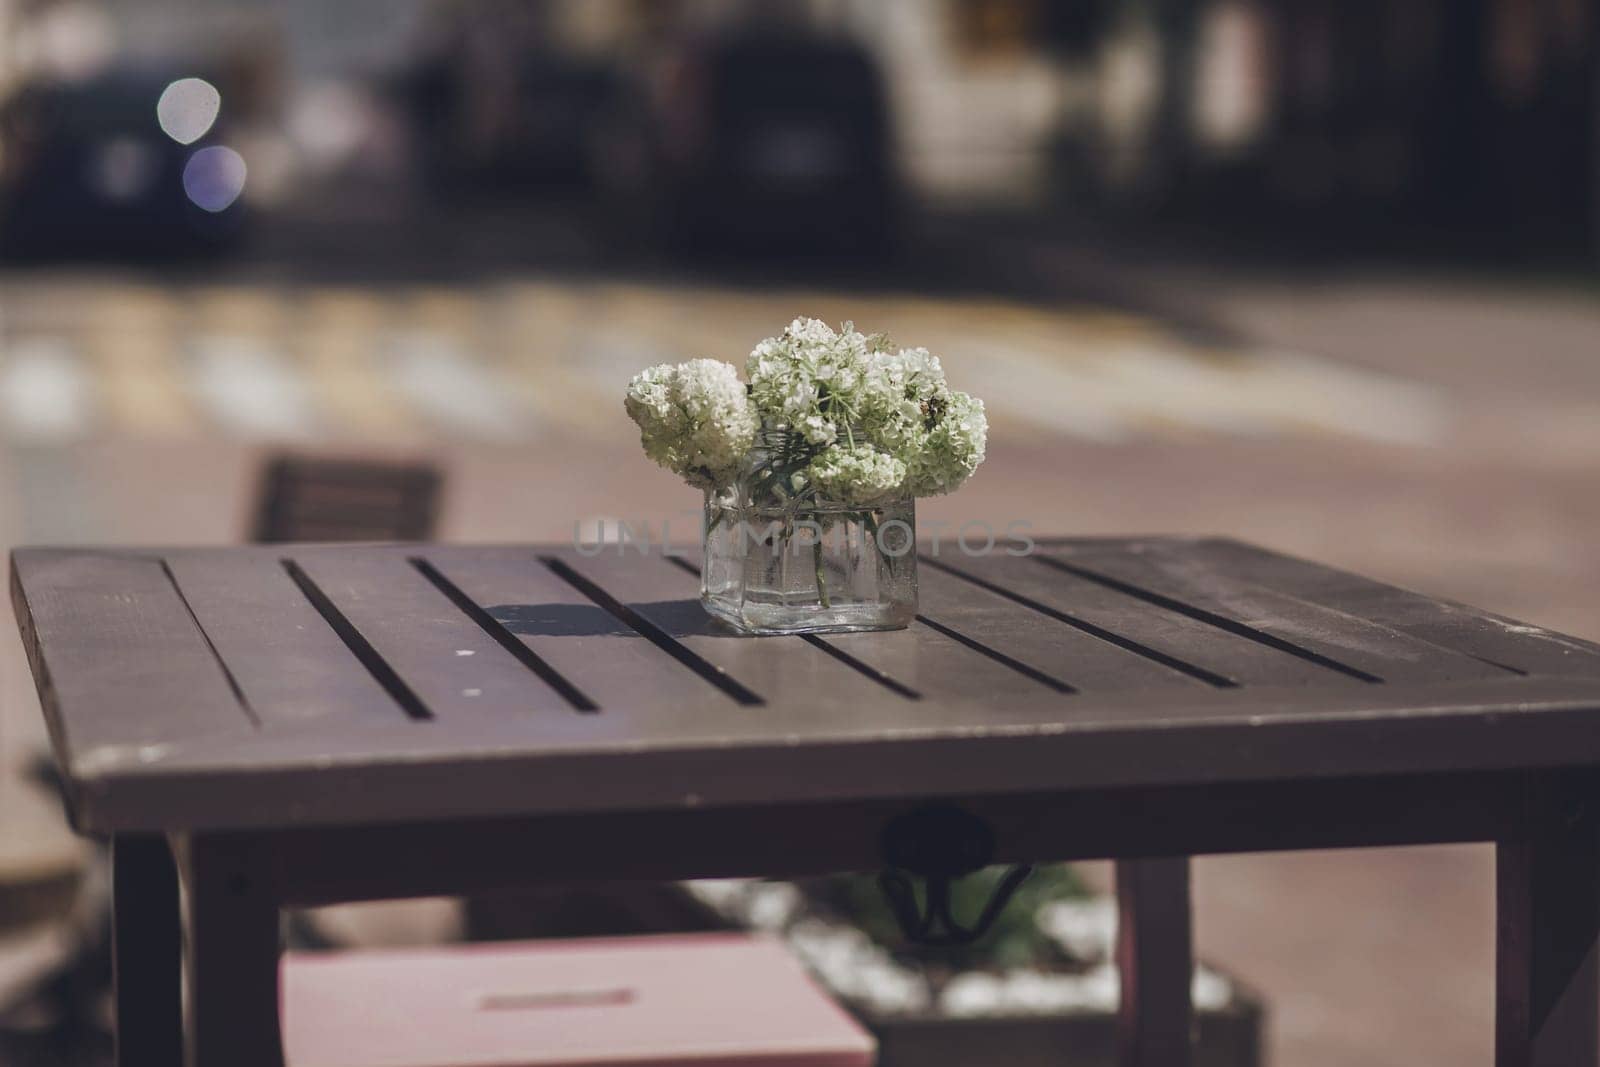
[156, 78, 221, 145]
[182, 146, 247, 212]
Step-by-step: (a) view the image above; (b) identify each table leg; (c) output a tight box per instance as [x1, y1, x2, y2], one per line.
[182, 835, 284, 1067]
[112, 835, 183, 1067]
[1497, 800, 1600, 1067]
[1114, 857, 1194, 1067]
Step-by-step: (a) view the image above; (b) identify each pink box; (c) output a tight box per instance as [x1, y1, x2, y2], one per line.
[282, 932, 876, 1067]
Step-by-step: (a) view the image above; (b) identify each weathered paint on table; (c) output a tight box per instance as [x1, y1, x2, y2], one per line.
[13, 537, 1600, 1067]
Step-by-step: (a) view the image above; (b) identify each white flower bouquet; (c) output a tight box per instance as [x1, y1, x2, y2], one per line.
[625, 318, 987, 633]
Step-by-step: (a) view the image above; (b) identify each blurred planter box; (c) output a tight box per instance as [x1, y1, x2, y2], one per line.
[681, 878, 1264, 1067]
[850, 994, 1260, 1067]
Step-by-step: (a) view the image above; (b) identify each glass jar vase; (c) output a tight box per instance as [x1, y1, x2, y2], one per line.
[701, 430, 917, 635]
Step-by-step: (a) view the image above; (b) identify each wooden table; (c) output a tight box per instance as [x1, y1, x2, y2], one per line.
[13, 538, 1600, 1067]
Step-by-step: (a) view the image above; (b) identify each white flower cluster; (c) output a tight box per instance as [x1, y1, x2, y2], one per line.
[860, 345, 946, 453]
[905, 389, 987, 497]
[747, 317, 879, 447]
[623, 358, 758, 491]
[806, 444, 907, 506]
[624, 318, 987, 504]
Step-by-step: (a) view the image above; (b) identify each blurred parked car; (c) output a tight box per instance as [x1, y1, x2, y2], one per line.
[399, 35, 622, 193]
[0, 68, 249, 260]
[643, 31, 899, 258]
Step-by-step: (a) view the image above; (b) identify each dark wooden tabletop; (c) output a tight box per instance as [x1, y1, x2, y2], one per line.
[12, 537, 1600, 835]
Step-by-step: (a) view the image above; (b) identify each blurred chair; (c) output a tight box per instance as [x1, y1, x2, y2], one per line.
[252, 455, 457, 950]
[251, 455, 443, 543]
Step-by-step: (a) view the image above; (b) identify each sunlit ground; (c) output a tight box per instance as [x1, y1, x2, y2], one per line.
[0, 276, 1441, 448]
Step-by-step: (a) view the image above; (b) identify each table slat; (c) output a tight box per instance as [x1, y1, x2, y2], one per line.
[10, 551, 253, 759]
[1178, 539, 1600, 677]
[287, 550, 583, 724]
[165, 553, 408, 728]
[916, 563, 1209, 693]
[1048, 543, 1512, 684]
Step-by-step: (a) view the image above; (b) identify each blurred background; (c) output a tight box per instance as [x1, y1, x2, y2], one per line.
[0, 1, 1598, 1065]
